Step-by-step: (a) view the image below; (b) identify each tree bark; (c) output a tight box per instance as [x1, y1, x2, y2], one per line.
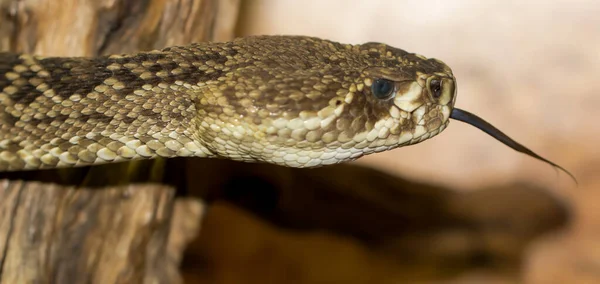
[0, 182, 175, 283]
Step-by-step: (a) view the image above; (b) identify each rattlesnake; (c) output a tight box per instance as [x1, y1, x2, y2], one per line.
[0, 35, 575, 182]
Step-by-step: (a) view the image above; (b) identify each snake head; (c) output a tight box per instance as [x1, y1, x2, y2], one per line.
[358, 59, 457, 148]
[319, 42, 459, 157]
[195, 36, 459, 167]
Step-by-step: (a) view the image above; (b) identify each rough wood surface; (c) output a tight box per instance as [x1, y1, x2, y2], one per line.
[0, 0, 239, 283]
[0, 0, 240, 56]
[0, 182, 175, 283]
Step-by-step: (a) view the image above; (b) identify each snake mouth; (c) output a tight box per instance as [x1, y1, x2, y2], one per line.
[450, 108, 577, 184]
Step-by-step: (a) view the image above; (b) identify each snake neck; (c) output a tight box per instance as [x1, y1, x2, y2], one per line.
[0, 50, 216, 170]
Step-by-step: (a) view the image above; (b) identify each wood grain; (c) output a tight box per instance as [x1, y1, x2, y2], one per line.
[0, 182, 175, 283]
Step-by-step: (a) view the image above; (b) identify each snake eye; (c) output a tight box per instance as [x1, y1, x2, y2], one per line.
[371, 78, 395, 100]
[430, 79, 442, 99]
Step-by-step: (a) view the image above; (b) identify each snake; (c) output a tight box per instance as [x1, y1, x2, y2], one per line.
[0, 35, 575, 182]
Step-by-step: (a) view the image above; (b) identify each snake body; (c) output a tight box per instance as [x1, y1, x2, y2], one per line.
[0, 35, 455, 171]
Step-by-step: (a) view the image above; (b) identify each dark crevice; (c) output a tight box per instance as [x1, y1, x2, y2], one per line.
[96, 12, 126, 56]
[3, 0, 20, 52]
[96, 0, 151, 56]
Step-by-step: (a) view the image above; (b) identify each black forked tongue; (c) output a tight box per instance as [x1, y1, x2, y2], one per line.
[450, 108, 577, 184]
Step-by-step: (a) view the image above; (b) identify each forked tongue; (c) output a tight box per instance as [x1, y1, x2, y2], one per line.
[450, 108, 577, 184]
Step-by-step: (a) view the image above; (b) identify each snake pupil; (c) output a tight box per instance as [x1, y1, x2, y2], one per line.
[371, 78, 395, 100]
[430, 79, 442, 98]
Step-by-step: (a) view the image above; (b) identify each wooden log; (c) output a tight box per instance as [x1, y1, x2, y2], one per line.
[0, 182, 175, 283]
[0, 0, 239, 282]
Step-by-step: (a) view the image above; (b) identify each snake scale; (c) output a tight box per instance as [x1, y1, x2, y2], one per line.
[0, 35, 575, 181]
